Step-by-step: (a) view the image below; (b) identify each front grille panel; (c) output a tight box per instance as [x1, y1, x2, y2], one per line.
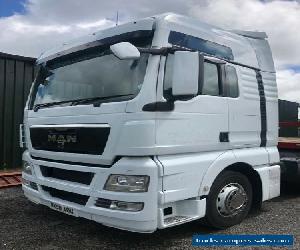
[42, 186, 89, 205]
[40, 166, 94, 185]
[30, 126, 110, 155]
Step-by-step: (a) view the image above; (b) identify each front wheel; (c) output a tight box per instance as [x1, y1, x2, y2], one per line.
[205, 170, 252, 229]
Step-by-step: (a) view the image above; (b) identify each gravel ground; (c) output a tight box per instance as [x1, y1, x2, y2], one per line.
[0, 183, 299, 250]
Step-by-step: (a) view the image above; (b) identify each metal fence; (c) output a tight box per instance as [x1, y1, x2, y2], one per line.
[0, 52, 36, 170]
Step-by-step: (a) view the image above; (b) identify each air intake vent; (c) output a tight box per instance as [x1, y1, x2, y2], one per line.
[40, 166, 94, 185]
[42, 186, 89, 205]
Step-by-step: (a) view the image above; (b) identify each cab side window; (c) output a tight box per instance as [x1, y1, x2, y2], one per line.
[202, 62, 220, 96]
[224, 65, 239, 98]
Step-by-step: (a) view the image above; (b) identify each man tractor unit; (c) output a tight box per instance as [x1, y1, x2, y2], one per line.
[21, 13, 280, 232]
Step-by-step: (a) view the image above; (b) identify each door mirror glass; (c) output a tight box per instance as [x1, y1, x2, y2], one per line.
[172, 51, 202, 96]
[110, 42, 140, 60]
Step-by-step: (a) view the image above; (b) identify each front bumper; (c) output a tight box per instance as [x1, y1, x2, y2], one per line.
[23, 186, 157, 232]
[22, 151, 159, 233]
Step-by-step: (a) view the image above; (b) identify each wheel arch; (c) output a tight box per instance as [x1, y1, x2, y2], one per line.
[225, 162, 263, 209]
[199, 155, 263, 210]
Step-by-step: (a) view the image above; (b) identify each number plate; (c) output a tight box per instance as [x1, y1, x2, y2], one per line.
[50, 202, 76, 216]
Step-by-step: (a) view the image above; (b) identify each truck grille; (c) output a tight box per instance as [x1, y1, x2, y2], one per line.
[40, 166, 94, 185]
[30, 125, 110, 155]
[42, 186, 89, 205]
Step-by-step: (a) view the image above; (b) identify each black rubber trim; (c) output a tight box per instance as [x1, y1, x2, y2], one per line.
[256, 70, 267, 147]
[31, 155, 111, 168]
[142, 101, 174, 112]
[198, 53, 205, 94]
[219, 64, 226, 97]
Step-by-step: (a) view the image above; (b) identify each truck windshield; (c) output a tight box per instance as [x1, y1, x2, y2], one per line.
[32, 47, 150, 109]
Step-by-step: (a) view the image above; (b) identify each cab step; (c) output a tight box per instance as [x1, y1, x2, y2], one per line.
[164, 216, 192, 226]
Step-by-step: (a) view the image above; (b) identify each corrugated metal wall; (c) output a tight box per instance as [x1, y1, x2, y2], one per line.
[0, 52, 36, 170]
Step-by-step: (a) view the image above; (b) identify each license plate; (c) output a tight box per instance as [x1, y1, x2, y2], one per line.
[50, 202, 76, 216]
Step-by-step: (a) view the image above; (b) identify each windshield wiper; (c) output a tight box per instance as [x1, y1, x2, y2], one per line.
[70, 94, 135, 107]
[33, 100, 75, 112]
[33, 94, 135, 111]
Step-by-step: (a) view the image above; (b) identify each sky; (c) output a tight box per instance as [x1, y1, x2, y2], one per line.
[0, 0, 25, 17]
[0, 0, 299, 102]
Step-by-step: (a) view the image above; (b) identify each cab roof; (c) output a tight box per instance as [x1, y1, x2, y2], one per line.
[38, 13, 275, 73]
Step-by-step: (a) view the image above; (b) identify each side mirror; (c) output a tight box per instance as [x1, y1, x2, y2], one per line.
[172, 51, 203, 97]
[110, 42, 140, 60]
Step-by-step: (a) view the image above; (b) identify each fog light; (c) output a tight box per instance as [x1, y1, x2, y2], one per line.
[22, 161, 33, 175]
[110, 201, 144, 211]
[104, 175, 150, 192]
[95, 198, 144, 212]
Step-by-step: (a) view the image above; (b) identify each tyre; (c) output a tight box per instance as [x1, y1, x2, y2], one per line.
[205, 170, 252, 229]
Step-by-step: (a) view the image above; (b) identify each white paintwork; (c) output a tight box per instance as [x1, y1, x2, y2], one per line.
[22, 13, 280, 233]
[172, 51, 199, 96]
[110, 42, 140, 60]
[227, 66, 261, 148]
[254, 164, 281, 201]
[22, 152, 159, 232]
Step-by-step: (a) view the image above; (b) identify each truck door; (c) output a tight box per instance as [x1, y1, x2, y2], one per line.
[225, 64, 261, 148]
[155, 55, 229, 153]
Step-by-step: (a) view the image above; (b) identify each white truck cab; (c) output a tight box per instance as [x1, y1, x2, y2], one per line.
[21, 13, 281, 232]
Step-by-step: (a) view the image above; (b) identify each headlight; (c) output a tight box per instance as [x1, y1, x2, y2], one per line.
[22, 161, 33, 175]
[104, 175, 150, 192]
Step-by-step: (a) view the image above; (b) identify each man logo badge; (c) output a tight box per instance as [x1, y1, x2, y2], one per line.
[48, 134, 77, 148]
